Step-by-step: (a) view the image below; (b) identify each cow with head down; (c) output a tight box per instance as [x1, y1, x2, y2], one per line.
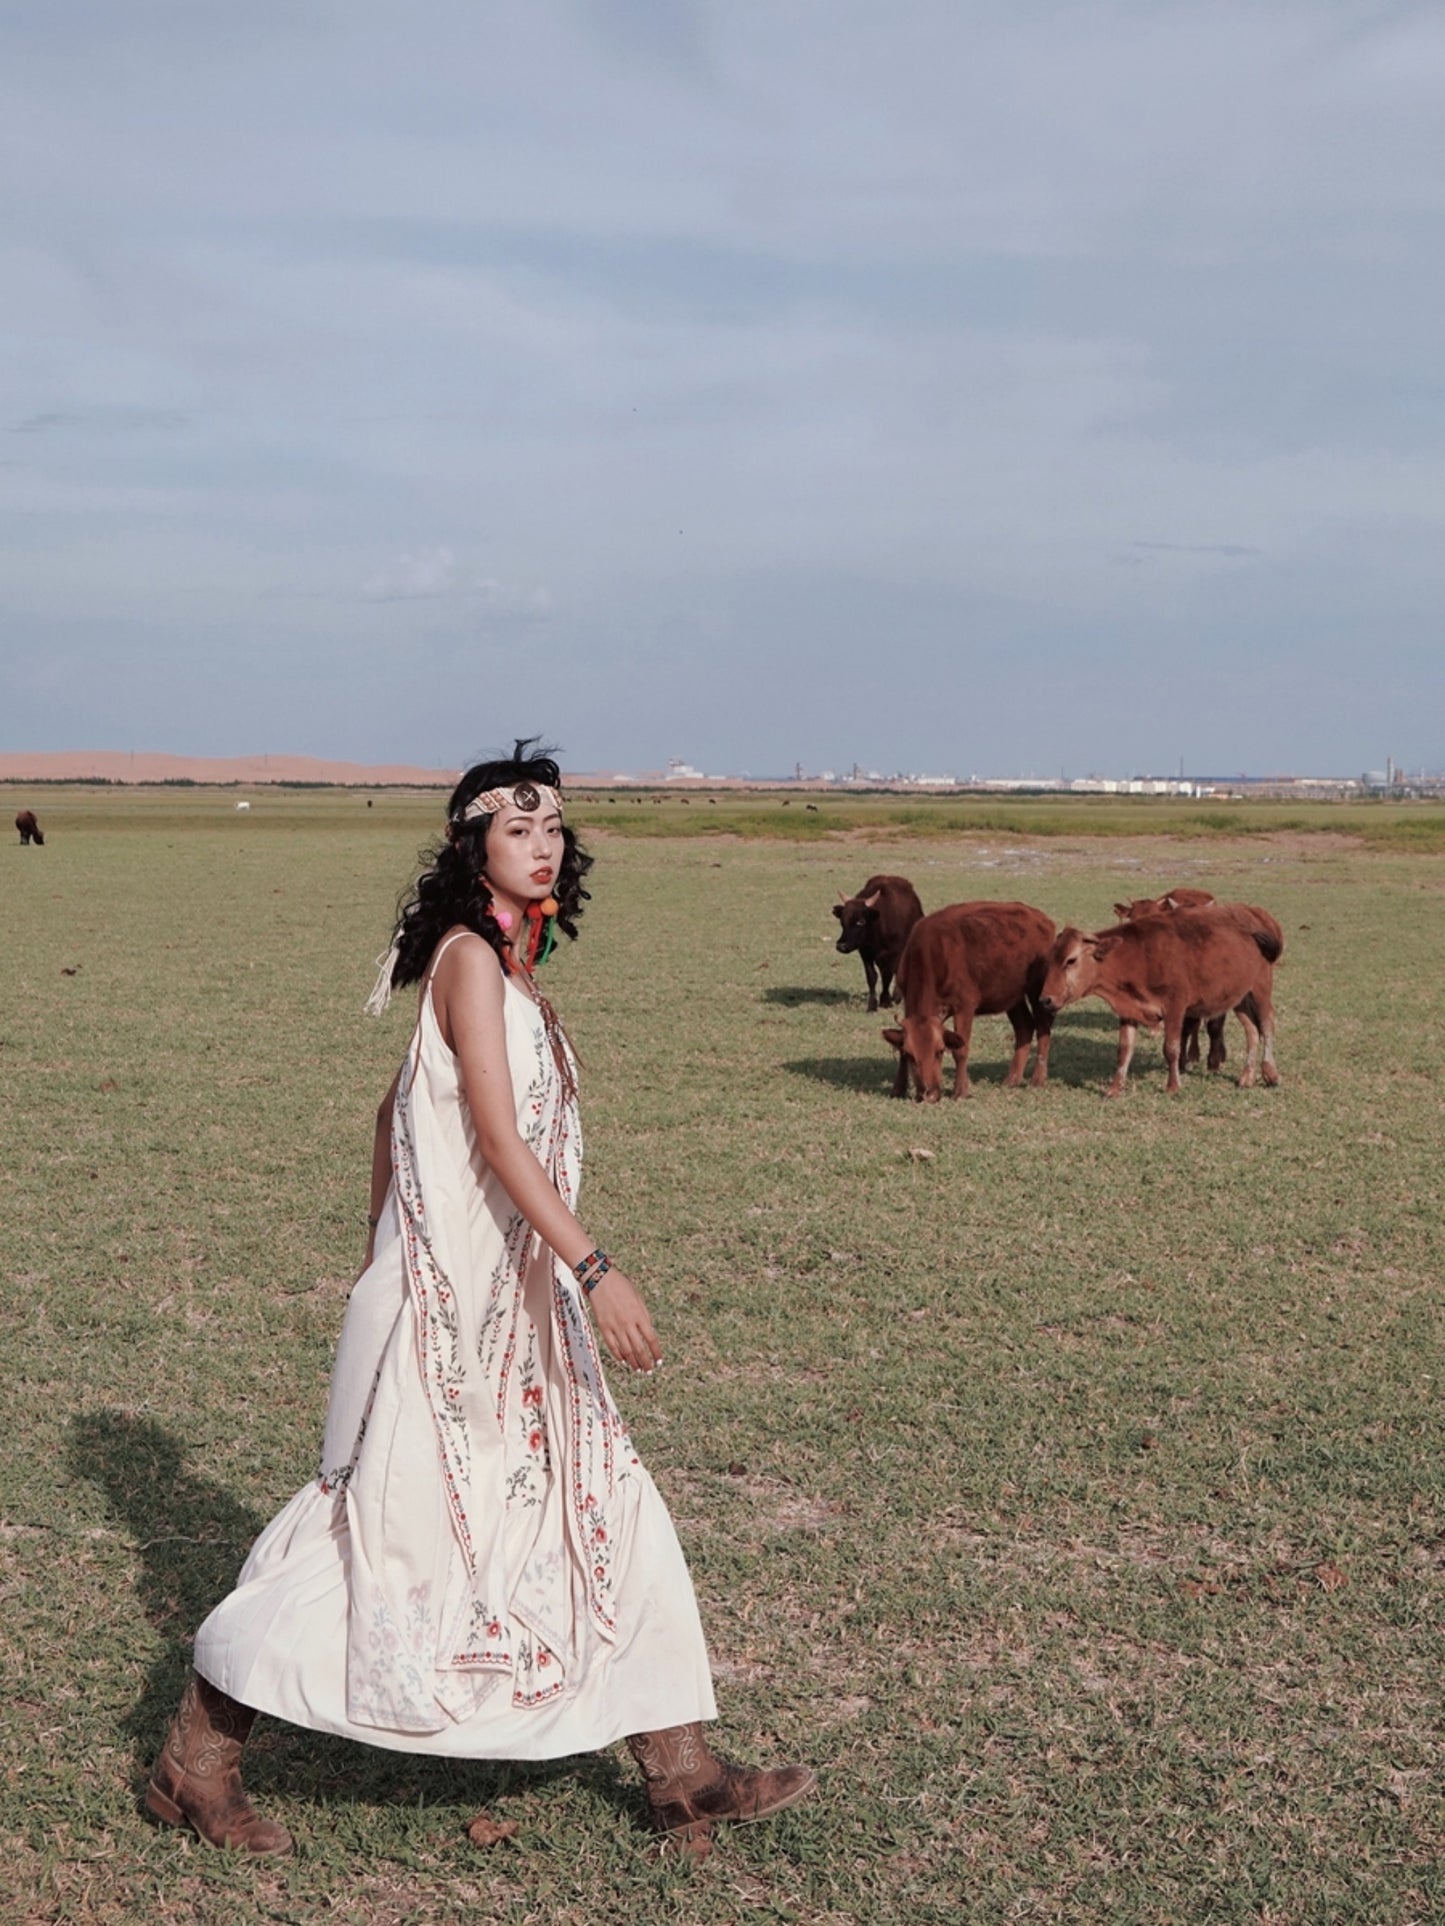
[883, 901, 1056, 1101]
[832, 873, 923, 1012]
[1040, 908, 1281, 1097]
[15, 810, 43, 846]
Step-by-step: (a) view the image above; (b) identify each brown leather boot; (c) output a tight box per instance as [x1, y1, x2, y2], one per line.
[146, 1672, 294, 1855]
[626, 1723, 817, 1846]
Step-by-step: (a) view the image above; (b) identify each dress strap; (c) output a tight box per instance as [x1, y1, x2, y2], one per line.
[421, 924, 477, 993]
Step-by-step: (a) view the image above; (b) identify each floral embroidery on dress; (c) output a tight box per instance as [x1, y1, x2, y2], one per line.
[319, 1361, 382, 1495]
[379, 948, 621, 1715]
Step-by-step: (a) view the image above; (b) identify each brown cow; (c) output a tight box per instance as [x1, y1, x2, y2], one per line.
[882, 901, 1056, 1101]
[1112, 891, 1221, 1067]
[1113, 886, 1215, 921]
[1040, 910, 1280, 1096]
[1112, 892, 1285, 1072]
[15, 809, 44, 846]
[832, 874, 923, 1012]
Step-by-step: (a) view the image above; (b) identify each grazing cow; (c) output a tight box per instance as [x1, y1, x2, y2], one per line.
[1040, 910, 1281, 1096]
[883, 901, 1056, 1101]
[15, 809, 43, 846]
[832, 874, 924, 1012]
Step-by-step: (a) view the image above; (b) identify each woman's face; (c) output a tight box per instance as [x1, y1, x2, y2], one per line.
[482, 802, 565, 909]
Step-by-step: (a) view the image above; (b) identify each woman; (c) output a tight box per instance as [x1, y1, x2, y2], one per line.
[147, 743, 815, 1855]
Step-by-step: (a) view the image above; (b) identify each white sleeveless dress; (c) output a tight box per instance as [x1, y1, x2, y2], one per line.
[194, 935, 717, 1758]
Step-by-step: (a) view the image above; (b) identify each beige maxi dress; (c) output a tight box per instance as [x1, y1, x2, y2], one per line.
[194, 933, 717, 1757]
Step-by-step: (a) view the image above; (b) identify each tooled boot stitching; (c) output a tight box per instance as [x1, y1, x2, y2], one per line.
[626, 1724, 815, 1836]
[147, 1674, 293, 1855]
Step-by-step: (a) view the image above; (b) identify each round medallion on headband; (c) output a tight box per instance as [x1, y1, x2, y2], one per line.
[461, 781, 564, 823]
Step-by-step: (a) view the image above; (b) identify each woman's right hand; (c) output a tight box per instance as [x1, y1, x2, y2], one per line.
[586, 1268, 663, 1375]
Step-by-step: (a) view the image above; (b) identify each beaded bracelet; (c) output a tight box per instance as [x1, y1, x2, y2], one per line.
[572, 1247, 612, 1294]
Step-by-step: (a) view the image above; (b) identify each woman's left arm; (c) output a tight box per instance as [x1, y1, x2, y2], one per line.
[443, 939, 663, 1373]
[361, 1067, 401, 1271]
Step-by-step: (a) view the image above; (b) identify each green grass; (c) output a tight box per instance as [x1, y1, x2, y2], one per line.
[1, 793, 1442, 1923]
[567, 791, 1445, 850]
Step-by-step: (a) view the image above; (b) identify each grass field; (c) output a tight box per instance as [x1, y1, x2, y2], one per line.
[2, 788, 1442, 1924]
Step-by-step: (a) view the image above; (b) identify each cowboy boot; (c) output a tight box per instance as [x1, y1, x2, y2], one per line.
[146, 1672, 294, 1855]
[626, 1723, 816, 1845]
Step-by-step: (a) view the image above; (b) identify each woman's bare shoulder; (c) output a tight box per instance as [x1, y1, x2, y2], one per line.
[430, 927, 505, 1015]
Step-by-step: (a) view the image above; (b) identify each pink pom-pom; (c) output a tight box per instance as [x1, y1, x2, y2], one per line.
[494, 908, 513, 931]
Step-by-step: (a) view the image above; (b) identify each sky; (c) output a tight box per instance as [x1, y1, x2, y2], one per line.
[3, 0, 1443, 778]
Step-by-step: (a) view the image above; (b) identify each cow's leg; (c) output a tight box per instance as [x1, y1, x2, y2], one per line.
[1029, 1007, 1054, 1089]
[1002, 1000, 1033, 1087]
[890, 1049, 911, 1100]
[1183, 1015, 1201, 1066]
[1162, 1018, 1184, 1093]
[878, 957, 895, 1010]
[1105, 1022, 1137, 1098]
[1253, 983, 1279, 1087]
[1234, 1002, 1261, 1087]
[951, 1014, 974, 1098]
[1205, 1015, 1228, 1072]
[863, 956, 879, 1014]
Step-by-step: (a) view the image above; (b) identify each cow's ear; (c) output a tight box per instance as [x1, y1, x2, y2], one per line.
[943, 1028, 964, 1051]
[831, 903, 845, 921]
[1112, 902, 1130, 920]
[862, 891, 880, 910]
[881, 1027, 905, 1051]
[1090, 933, 1119, 958]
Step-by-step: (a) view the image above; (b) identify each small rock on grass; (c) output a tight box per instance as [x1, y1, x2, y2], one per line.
[466, 1811, 519, 1847]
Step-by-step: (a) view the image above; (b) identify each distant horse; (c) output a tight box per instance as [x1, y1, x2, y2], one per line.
[15, 810, 43, 846]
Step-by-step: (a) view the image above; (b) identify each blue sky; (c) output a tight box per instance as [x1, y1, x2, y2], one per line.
[3, 1, 1442, 776]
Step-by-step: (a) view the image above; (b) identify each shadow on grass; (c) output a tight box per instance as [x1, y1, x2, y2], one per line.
[1052, 1006, 1127, 1034]
[784, 1027, 1137, 1094]
[68, 1409, 640, 1832]
[761, 984, 859, 1008]
[69, 1410, 268, 1759]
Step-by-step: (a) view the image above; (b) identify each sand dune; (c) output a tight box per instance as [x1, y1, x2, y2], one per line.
[0, 750, 458, 786]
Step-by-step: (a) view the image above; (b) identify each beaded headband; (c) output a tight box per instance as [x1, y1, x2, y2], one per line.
[460, 781, 563, 822]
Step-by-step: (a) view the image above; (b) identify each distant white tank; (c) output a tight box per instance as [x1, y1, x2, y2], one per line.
[235, 800, 251, 811]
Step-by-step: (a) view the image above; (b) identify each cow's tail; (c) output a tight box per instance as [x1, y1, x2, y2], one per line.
[1250, 929, 1282, 964]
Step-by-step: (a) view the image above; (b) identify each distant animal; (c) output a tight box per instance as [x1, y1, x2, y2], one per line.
[234, 800, 250, 812]
[1039, 909, 1281, 1096]
[15, 810, 43, 845]
[1112, 887, 1215, 921]
[882, 901, 1057, 1101]
[1111, 892, 1284, 1072]
[832, 874, 924, 1012]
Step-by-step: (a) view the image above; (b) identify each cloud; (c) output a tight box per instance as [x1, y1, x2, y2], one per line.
[3, 4, 1444, 772]
[1131, 541, 1265, 559]
[13, 407, 188, 435]
[476, 576, 552, 617]
[360, 547, 457, 602]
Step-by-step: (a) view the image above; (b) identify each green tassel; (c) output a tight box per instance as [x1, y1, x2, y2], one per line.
[537, 917, 557, 966]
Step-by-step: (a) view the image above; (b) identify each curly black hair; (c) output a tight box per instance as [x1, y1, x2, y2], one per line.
[388, 739, 593, 990]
